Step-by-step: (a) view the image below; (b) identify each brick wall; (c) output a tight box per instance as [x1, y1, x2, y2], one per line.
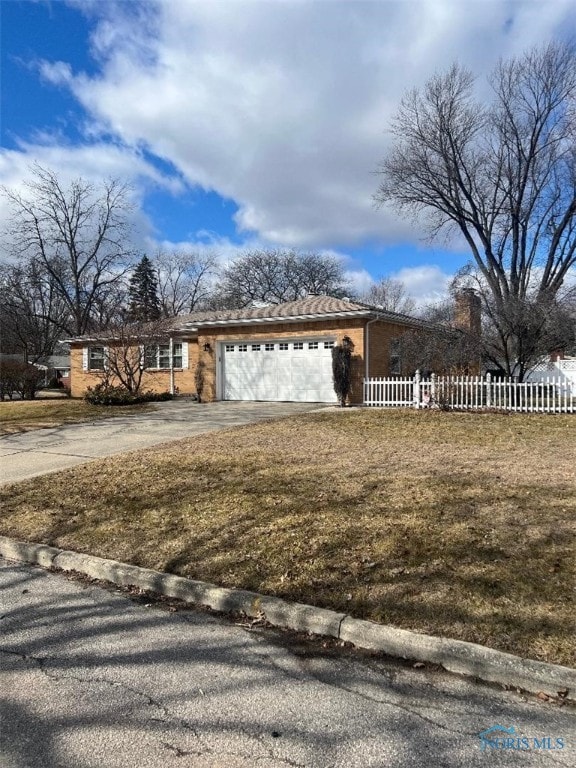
[69, 340, 198, 398]
[71, 317, 426, 404]
[366, 320, 417, 378]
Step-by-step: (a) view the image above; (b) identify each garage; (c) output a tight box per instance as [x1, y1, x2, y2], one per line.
[221, 338, 338, 402]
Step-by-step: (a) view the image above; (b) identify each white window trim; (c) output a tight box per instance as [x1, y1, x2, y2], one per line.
[83, 345, 108, 372]
[145, 342, 185, 371]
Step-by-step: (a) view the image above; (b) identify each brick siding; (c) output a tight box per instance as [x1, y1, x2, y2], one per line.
[70, 317, 423, 404]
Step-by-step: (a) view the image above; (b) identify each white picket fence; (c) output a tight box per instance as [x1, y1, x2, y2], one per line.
[364, 371, 576, 413]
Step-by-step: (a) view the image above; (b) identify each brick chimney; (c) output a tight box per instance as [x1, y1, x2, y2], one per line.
[454, 289, 481, 336]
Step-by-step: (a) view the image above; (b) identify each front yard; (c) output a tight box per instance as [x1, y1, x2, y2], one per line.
[0, 399, 152, 434]
[0, 408, 574, 666]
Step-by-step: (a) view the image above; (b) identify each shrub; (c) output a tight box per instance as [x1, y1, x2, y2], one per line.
[0, 360, 45, 400]
[142, 390, 173, 402]
[84, 383, 173, 406]
[332, 343, 352, 407]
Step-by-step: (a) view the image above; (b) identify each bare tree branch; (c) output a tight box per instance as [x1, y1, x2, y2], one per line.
[359, 277, 416, 315]
[151, 250, 217, 316]
[375, 43, 576, 377]
[211, 249, 350, 308]
[2, 164, 136, 336]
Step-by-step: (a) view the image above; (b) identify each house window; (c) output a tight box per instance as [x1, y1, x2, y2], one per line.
[225, 344, 235, 352]
[323, 341, 335, 349]
[279, 343, 289, 351]
[172, 343, 183, 368]
[308, 342, 319, 350]
[293, 342, 304, 350]
[145, 343, 183, 369]
[88, 346, 106, 370]
[265, 343, 274, 351]
[251, 344, 261, 351]
[238, 344, 248, 352]
[390, 339, 401, 375]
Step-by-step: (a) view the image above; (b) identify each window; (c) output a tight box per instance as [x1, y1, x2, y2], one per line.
[293, 342, 303, 350]
[251, 344, 261, 351]
[323, 341, 335, 349]
[225, 344, 235, 352]
[279, 343, 289, 351]
[172, 343, 183, 368]
[88, 346, 105, 370]
[308, 342, 319, 350]
[238, 344, 248, 352]
[265, 343, 274, 351]
[390, 339, 401, 375]
[145, 343, 183, 369]
[158, 344, 171, 369]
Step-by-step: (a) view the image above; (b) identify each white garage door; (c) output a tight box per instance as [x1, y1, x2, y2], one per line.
[221, 339, 338, 402]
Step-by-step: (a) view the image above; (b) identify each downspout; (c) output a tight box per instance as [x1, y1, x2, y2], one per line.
[364, 316, 380, 381]
[169, 336, 175, 395]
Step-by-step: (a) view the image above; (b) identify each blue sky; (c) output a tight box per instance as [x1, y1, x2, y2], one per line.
[2, 0, 575, 304]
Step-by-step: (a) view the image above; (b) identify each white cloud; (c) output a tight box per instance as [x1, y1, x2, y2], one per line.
[3, 0, 575, 261]
[343, 268, 375, 296]
[144, 233, 252, 267]
[390, 265, 453, 308]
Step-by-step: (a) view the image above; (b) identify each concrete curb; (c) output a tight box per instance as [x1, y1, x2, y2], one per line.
[1, 535, 574, 701]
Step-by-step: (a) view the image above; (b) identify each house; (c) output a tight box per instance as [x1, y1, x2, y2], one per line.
[68, 295, 477, 404]
[524, 354, 576, 387]
[32, 355, 71, 389]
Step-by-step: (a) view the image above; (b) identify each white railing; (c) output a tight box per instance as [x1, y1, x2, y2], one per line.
[363, 371, 575, 413]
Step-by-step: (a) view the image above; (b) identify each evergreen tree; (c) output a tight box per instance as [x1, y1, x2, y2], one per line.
[127, 256, 161, 321]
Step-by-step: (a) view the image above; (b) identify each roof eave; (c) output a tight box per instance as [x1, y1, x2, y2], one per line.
[179, 309, 373, 331]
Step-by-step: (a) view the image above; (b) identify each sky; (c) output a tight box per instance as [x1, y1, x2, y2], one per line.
[1, 0, 575, 306]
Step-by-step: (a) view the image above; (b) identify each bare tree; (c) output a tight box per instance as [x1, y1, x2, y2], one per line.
[394, 293, 482, 376]
[360, 277, 416, 315]
[452, 266, 576, 376]
[0, 258, 69, 362]
[2, 164, 135, 336]
[152, 250, 216, 316]
[90, 321, 168, 395]
[375, 43, 576, 379]
[211, 249, 350, 308]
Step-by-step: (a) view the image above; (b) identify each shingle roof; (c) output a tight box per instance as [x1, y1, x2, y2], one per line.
[67, 295, 427, 342]
[171, 295, 372, 329]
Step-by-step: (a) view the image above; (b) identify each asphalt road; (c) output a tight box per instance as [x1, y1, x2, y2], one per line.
[1, 560, 574, 768]
[0, 401, 320, 485]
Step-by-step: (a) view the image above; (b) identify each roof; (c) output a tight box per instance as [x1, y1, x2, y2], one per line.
[43, 355, 70, 369]
[67, 295, 428, 342]
[171, 295, 427, 331]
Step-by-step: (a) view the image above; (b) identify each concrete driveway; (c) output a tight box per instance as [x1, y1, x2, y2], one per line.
[0, 401, 320, 485]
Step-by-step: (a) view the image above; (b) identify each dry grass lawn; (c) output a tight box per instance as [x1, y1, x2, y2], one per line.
[0, 399, 151, 434]
[0, 408, 574, 667]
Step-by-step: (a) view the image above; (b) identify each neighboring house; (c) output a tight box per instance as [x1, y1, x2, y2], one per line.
[32, 355, 71, 388]
[524, 355, 576, 387]
[68, 295, 478, 404]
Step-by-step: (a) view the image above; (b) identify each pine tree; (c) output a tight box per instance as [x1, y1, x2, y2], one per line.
[127, 256, 161, 322]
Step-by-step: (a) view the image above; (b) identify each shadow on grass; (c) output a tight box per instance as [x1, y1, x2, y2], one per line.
[1, 452, 574, 665]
